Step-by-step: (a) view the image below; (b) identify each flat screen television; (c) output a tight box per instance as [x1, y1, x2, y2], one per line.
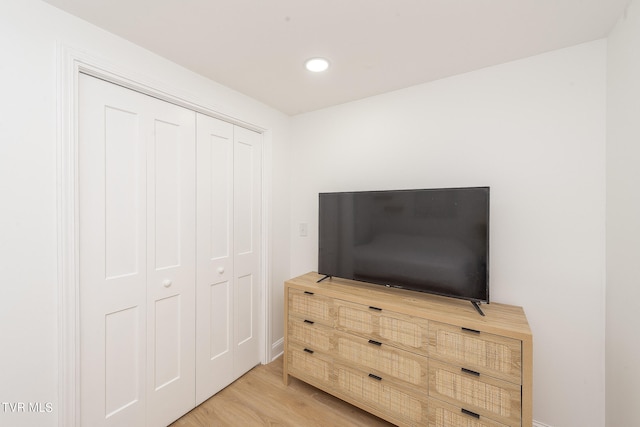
[318, 187, 489, 314]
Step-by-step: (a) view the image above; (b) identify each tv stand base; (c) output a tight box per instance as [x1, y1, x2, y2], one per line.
[471, 300, 486, 316]
[316, 274, 332, 283]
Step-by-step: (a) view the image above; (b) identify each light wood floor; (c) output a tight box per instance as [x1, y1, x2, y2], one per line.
[170, 357, 395, 427]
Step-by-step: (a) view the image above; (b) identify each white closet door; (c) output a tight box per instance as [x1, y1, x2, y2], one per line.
[195, 115, 262, 402]
[145, 89, 196, 427]
[232, 126, 262, 377]
[195, 114, 235, 403]
[78, 74, 196, 427]
[79, 74, 147, 427]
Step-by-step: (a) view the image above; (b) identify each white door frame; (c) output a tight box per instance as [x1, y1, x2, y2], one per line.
[56, 44, 272, 427]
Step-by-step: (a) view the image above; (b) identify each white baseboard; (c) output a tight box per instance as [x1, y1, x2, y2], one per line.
[271, 337, 284, 361]
[533, 421, 553, 427]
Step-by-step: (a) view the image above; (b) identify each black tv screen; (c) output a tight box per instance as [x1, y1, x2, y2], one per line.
[318, 187, 489, 303]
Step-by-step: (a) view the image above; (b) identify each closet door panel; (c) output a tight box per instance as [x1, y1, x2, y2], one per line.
[104, 306, 141, 417]
[208, 130, 233, 261]
[104, 106, 141, 278]
[233, 126, 262, 377]
[152, 120, 182, 268]
[79, 74, 148, 427]
[196, 114, 235, 404]
[146, 102, 196, 427]
[209, 280, 231, 356]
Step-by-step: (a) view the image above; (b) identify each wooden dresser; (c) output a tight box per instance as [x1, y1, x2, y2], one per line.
[283, 272, 533, 427]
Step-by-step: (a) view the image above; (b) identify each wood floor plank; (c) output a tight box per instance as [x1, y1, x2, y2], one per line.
[170, 357, 395, 427]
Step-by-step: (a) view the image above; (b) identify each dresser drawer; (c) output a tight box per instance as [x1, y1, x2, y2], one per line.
[334, 330, 427, 388]
[428, 321, 522, 384]
[429, 360, 521, 427]
[334, 299, 428, 354]
[335, 363, 428, 426]
[288, 288, 334, 326]
[428, 398, 510, 427]
[288, 317, 333, 353]
[287, 342, 333, 388]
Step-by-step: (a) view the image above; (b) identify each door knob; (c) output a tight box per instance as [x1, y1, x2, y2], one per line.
[217, 267, 224, 275]
[162, 279, 172, 288]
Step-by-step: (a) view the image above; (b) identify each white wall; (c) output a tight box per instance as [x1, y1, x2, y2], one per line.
[606, 0, 640, 426]
[290, 41, 607, 426]
[0, 1, 290, 426]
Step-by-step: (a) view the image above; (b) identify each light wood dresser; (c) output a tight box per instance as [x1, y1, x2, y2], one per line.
[283, 272, 533, 427]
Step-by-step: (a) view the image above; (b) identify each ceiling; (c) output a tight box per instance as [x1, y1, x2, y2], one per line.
[43, 0, 629, 115]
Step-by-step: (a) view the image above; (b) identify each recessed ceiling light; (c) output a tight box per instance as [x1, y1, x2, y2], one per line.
[305, 57, 330, 72]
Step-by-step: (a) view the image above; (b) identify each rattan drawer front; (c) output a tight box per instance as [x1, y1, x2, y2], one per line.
[429, 360, 521, 427]
[428, 321, 522, 384]
[288, 288, 334, 326]
[334, 299, 428, 354]
[287, 342, 332, 387]
[334, 331, 427, 387]
[428, 398, 510, 427]
[288, 317, 333, 352]
[335, 363, 428, 426]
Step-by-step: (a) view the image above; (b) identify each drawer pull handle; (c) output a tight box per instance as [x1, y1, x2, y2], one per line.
[368, 373, 382, 381]
[461, 327, 480, 334]
[461, 408, 480, 419]
[368, 339, 382, 346]
[303, 348, 314, 354]
[461, 367, 480, 376]
[368, 306, 382, 311]
[304, 291, 314, 295]
[303, 319, 315, 325]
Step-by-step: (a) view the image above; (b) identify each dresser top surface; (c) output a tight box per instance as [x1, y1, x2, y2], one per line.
[286, 272, 532, 341]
